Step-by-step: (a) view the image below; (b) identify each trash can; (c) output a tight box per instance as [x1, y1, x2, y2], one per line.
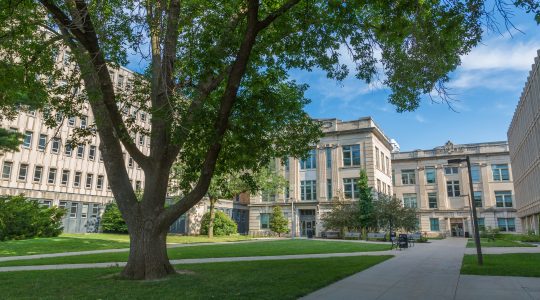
[307, 229, 313, 239]
[398, 234, 408, 249]
[464, 231, 470, 238]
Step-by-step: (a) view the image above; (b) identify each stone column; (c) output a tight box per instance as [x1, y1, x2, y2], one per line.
[436, 165, 448, 208]
[418, 167, 427, 209]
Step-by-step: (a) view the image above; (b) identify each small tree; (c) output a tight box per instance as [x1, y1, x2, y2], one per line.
[200, 211, 237, 236]
[321, 200, 360, 237]
[374, 194, 418, 234]
[270, 206, 289, 237]
[358, 169, 375, 239]
[101, 202, 128, 234]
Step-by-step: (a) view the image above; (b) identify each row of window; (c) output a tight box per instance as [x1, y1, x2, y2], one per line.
[261, 178, 369, 202]
[295, 145, 362, 171]
[429, 218, 516, 232]
[375, 146, 391, 176]
[403, 190, 513, 208]
[58, 202, 101, 219]
[399, 164, 510, 186]
[1, 162, 143, 191]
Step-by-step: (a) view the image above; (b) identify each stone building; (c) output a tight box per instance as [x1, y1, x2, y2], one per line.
[508, 51, 540, 234]
[392, 141, 521, 237]
[248, 117, 393, 237]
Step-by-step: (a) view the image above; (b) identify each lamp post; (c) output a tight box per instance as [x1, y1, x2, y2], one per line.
[448, 156, 483, 265]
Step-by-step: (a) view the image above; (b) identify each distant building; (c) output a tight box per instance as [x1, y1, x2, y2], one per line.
[390, 139, 400, 153]
[392, 141, 521, 236]
[248, 117, 393, 237]
[508, 51, 540, 234]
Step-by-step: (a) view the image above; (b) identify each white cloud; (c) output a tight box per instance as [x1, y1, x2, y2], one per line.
[415, 114, 427, 123]
[460, 39, 540, 71]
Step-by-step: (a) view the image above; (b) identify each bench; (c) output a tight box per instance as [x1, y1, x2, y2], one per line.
[367, 232, 387, 241]
[322, 231, 340, 239]
[344, 232, 361, 239]
[407, 233, 422, 247]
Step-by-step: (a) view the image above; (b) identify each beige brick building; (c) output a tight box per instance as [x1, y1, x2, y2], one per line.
[0, 65, 148, 233]
[392, 141, 521, 237]
[508, 50, 540, 234]
[248, 117, 393, 237]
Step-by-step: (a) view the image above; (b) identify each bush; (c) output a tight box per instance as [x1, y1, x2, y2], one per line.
[521, 231, 540, 242]
[101, 202, 128, 233]
[0, 195, 65, 241]
[200, 211, 237, 236]
[479, 226, 499, 241]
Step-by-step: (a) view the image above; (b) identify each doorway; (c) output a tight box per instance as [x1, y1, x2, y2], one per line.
[299, 209, 316, 237]
[450, 219, 464, 237]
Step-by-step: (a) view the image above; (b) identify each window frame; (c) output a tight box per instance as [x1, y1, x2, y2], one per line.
[342, 144, 361, 167]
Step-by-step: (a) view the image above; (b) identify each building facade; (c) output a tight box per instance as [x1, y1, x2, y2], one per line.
[392, 141, 522, 237]
[248, 117, 393, 237]
[0, 65, 149, 233]
[508, 51, 540, 234]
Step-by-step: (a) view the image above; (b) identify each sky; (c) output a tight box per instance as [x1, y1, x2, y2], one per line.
[126, 5, 540, 152]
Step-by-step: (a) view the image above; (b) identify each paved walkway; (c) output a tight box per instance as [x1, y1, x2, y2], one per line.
[0, 250, 400, 272]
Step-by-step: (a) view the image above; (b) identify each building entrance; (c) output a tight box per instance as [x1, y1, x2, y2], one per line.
[450, 219, 465, 237]
[299, 209, 316, 238]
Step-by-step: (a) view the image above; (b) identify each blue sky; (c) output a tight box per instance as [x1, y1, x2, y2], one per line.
[126, 7, 540, 152]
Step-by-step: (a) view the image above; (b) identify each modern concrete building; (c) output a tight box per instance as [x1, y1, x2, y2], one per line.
[392, 141, 521, 237]
[0, 65, 149, 233]
[508, 51, 540, 234]
[248, 117, 393, 237]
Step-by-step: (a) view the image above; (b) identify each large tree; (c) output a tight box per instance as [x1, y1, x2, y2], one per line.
[1, 0, 486, 279]
[357, 169, 375, 239]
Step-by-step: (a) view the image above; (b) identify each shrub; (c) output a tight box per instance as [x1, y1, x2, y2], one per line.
[269, 206, 289, 237]
[101, 202, 128, 233]
[0, 195, 65, 241]
[521, 231, 540, 242]
[200, 211, 237, 236]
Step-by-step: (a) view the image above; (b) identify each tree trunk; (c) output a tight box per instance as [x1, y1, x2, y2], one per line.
[208, 198, 217, 239]
[120, 223, 175, 280]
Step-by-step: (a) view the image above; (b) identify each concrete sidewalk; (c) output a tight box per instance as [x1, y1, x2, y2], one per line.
[455, 275, 540, 300]
[302, 238, 468, 300]
[0, 250, 399, 272]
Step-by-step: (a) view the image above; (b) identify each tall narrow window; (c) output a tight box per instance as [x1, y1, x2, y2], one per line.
[342, 145, 361, 167]
[88, 145, 96, 160]
[260, 213, 270, 229]
[65, 143, 72, 156]
[38, 134, 47, 151]
[74, 172, 82, 187]
[61, 170, 70, 185]
[47, 168, 57, 184]
[403, 193, 417, 208]
[473, 191, 483, 207]
[471, 165, 481, 183]
[428, 192, 438, 208]
[327, 179, 332, 200]
[68, 116, 76, 126]
[33, 166, 43, 183]
[18, 164, 29, 181]
[325, 147, 332, 169]
[96, 175, 104, 189]
[77, 145, 85, 158]
[343, 178, 359, 199]
[70, 202, 78, 218]
[430, 218, 440, 231]
[425, 167, 436, 184]
[375, 147, 380, 169]
[85, 174, 93, 188]
[23, 131, 33, 148]
[300, 180, 317, 200]
[446, 180, 460, 197]
[81, 204, 88, 218]
[300, 149, 317, 170]
[2, 161, 13, 179]
[80, 116, 87, 129]
[492, 164, 510, 181]
[51, 137, 61, 153]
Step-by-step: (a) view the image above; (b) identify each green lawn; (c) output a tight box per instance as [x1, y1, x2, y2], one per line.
[0, 256, 392, 299]
[461, 253, 540, 277]
[466, 238, 535, 248]
[0, 239, 391, 267]
[0, 234, 251, 257]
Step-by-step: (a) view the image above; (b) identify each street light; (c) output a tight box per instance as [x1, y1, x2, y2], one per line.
[448, 156, 483, 265]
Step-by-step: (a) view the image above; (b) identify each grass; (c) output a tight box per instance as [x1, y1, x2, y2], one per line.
[0, 233, 251, 257]
[461, 253, 540, 277]
[0, 239, 391, 267]
[0, 256, 392, 299]
[466, 238, 535, 248]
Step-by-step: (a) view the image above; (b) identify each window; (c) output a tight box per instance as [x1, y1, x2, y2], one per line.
[300, 149, 317, 170]
[138, 134, 145, 146]
[88, 145, 96, 160]
[38, 134, 47, 151]
[65, 143, 72, 156]
[327, 179, 332, 200]
[59, 201, 67, 210]
[33, 166, 43, 183]
[342, 144, 361, 167]
[74, 172, 81, 187]
[380, 151, 384, 172]
[261, 190, 276, 202]
[97, 175, 104, 189]
[425, 167, 436, 184]
[477, 218, 485, 231]
[61, 170, 70, 185]
[128, 157, 134, 168]
[68, 116, 75, 126]
[81, 204, 88, 218]
[70, 202, 78, 218]
[23, 131, 33, 148]
[135, 180, 142, 191]
[403, 193, 417, 208]
[2, 161, 13, 179]
[492, 164, 510, 181]
[401, 170, 416, 185]
[377, 179, 381, 192]
[473, 191, 483, 208]
[47, 168, 57, 184]
[80, 116, 87, 129]
[41, 200, 52, 208]
[55, 112, 63, 124]
[140, 112, 146, 122]
[91, 204, 100, 218]
[375, 147, 380, 169]
[85, 174, 93, 188]
[343, 178, 359, 199]
[428, 192, 437, 208]
[445, 166, 459, 175]
[260, 213, 270, 229]
[446, 180, 460, 197]
[18, 164, 29, 181]
[326, 147, 332, 168]
[471, 165, 481, 183]
[51, 137, 60, 153]
[117, 74, 125, 88]
[385, 156, 390, 175]
[495, 191, 513, 208]
[498, 218, 516, 232]
[430, 218, 440, 231]
[77, 145, 85, 158]
[285, 185, 290, 199]
[63, 51, 70, 66]
[300, 180, 317, 201]
[99, 149, 103, 162]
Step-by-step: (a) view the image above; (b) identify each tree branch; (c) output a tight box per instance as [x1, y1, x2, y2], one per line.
[257, 0, 301, 31]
